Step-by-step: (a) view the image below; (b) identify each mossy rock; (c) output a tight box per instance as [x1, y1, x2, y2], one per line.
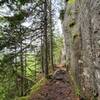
[68, 0, 75, 5]
[69, 70, 81, 97]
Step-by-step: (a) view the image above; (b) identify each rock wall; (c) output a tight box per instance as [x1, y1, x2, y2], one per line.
[62, 0, 100, 99]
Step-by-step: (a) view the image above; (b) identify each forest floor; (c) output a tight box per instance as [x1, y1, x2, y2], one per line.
[29, 65, 78, 100]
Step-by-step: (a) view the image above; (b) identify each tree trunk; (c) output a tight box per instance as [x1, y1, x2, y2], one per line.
[49, 0, 54, 71]
[20, 35, 24, 96]
[44, 0, 49, 77]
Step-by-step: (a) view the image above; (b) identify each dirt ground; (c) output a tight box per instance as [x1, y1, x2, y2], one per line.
[29, 66, 78, 100]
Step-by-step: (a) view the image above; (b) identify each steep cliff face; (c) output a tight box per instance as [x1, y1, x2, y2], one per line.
[62, 0, 100, 99]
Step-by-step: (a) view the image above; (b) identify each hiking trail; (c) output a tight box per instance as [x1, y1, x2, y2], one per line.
[29, 64, 78, 100]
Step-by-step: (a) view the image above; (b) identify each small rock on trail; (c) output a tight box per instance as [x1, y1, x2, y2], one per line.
[53, 69, 66, 81]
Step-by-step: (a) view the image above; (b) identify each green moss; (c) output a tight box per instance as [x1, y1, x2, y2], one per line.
[68, 0, 75, 4]
[75, 87, 80, 96]
[15, 96, 29, 100]
[69, 70, 81, 96]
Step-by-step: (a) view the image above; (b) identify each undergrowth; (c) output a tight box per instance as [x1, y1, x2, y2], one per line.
[16, 78, 48, 100]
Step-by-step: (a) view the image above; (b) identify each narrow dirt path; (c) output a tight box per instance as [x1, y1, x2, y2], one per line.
[29, 65, 77, 100]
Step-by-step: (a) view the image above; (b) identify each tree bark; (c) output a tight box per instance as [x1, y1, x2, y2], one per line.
[44, 0, 49, 77]
[49, 0, 54, 71]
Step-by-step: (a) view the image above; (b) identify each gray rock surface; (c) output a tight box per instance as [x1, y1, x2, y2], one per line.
[53, 69, 66, 80]
[62, 0, 100, 99]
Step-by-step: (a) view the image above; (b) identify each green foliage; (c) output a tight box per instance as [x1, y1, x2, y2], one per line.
[17, 78, 47, 100]
[0, 76, 17, 100]
[25, 53, 41, 80]
[53, 35, 63, 64]
[0, 51, 42, 100]
[0, 0, 63, 99]
[5, 11, 28, 27]
[16, 0, 29, 5]
[0, 84, 6, 100]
